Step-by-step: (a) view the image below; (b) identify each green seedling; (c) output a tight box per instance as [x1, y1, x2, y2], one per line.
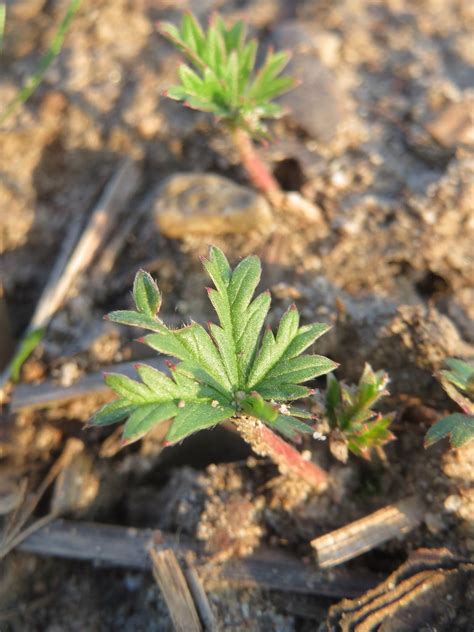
[91, 247, 337, 488]
[158, 12, 294, 136]
[158, 12, 296, 202]
[425, 358, 474, 449]
[7, 326, 46, 383]
[315, 364, 395, 463]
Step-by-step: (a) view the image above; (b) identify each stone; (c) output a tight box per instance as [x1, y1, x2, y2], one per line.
[272, 22, 346, 142]
[282, 192, 328, 234]
[312, 32, 342, 68]
[425, 99, 474, 148]
[154, 173, 272, 238]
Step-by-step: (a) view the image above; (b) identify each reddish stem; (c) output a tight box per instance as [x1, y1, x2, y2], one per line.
[231, 128, 282, 205]
[234, 416, 328, 490]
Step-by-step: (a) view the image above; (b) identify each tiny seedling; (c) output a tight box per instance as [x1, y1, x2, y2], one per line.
[314, 364, 395, 463]
[425, 358, 474, 449]
[157, 12, 295, 201]
[91, 247, 337, 487]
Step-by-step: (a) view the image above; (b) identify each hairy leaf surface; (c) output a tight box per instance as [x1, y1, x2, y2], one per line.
[92, 247, 334, 446]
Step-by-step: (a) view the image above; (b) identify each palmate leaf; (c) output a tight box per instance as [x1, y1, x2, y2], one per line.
[424, 357, 474, 449]
[144, 322, 232, 396]
[272, 414, 315, 442]
[442, 358, 474, 392]
[203, 247, 336, 400]
[91, 247, 335, 447]
[439, 358, 474, 410]
[424, 413, 474, 449]
[166, 402, 234, 444]
[341, 365, 389, 428]
[106, 270, 167, 333]
[92, 364, 234, 444]
[203, 246, 270, 387]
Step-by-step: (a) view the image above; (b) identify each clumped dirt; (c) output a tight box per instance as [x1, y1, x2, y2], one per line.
[1, 0, 473, 630]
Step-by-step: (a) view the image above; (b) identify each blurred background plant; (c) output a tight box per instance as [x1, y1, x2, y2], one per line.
[0, 0, 82, 126]
[158, 11, 296, 202]
[0, 3, 6, 51]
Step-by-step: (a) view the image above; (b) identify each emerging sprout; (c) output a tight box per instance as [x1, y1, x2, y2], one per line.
[315, 364, 395, 463]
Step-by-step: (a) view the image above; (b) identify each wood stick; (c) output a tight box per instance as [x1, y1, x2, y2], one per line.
[10, 356, 167, 412]
[150, 548, 202, 632]
[311, 497, 424, 568]
[0, 438, 84, 558]
[0, 512, 57, 560]
[29, 158, 141, 331]
[92, 190, 155, 280]
[17, 519, 377, 598]
[28, 215, 84, 332]
[184, 557, 217, 632]
[19, 519, 181, 568]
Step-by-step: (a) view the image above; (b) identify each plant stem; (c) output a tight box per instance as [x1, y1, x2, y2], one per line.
[230, 128, 282, 205]
[234, 415, 328, 490]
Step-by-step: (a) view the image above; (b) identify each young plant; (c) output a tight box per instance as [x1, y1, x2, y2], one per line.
[425, 358, 474, 449]
[314, 364, 395, 463]
[91, 247, 337, 488]
[157, 12, 295, 202]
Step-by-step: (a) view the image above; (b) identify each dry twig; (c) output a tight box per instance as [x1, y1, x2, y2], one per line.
[30, 158, 141, 331]
[18, 519, 377, 598]
[311, 497, 424, 568]
[0, 438, 84, 558]
[184, 557, 217, 632]
[150, 547, 203, 632]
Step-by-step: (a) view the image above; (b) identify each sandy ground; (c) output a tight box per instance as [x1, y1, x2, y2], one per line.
[1, 0, 473, 629]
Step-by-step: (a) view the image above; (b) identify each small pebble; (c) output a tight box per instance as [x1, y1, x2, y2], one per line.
[444, 494, 462, 513]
